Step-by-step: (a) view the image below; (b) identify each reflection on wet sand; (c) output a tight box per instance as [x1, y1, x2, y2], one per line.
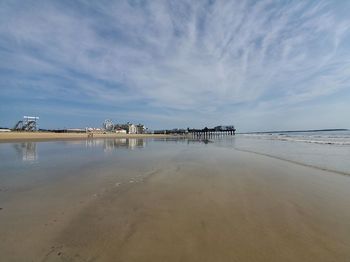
[13, 142, 38, 162]
[11, 139, 148, 162]
[85, 138, 146, 151]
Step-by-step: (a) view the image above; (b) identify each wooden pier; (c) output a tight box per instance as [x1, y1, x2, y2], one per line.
[153, 125, 236, 138]
[187, 126, 236, 139]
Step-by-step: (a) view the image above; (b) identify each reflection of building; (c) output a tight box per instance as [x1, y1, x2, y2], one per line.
[128, 138, 137, 148]
[136, 138, 146, 148]
[85, 138, 146, 151]
[107, 138, 145, 150]
[13, 142, 38, 161]
[85, 139, 105, 148]
[126, 138, 146, 149]
[103, 138, 127, 152]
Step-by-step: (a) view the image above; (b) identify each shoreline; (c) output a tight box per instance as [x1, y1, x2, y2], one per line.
[0, 131, 182, 143]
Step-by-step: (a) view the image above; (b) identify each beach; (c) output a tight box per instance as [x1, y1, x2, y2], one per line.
[0, 131, 176, 142]
[2, 0, 350, 261]
[1, 137, 350, 261]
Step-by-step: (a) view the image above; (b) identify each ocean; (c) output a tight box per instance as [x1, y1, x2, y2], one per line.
[233, 130, 350, 175]
[241, 130, 350, 145]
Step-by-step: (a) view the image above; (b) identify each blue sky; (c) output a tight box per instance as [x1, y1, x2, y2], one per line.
[1, 0, 350, 131]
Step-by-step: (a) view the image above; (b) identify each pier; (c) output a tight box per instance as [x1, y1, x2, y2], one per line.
[154, 125, 236, 138]
[188, 126, 236, 139]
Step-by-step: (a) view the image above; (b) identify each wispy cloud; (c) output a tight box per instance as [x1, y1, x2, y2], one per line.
[1, 0, 350, 130]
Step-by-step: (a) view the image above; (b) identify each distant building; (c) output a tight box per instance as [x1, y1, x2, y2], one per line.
[136, 124, 145, 134]
[128, 124, 137, 134]
[114, 123, 129, 132]
[113, 122, 146, 134]
[115, 129, 127, 134]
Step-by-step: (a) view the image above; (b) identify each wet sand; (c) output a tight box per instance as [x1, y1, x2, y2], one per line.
[1, 140, 350, 261]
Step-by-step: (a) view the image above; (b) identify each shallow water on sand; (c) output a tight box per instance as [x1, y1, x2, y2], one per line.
[232, 135, 350, 175]
[1, 138, 350, 262]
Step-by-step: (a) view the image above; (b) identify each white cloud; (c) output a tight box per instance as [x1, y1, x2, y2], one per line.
[1, 0, 350, 129]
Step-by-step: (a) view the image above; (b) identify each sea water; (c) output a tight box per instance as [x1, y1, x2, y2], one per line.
[240, 130, 350, 145]
[232, 130, 350, 175]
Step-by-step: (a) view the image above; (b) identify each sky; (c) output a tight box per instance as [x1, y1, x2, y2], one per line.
[1, 0, 350, 132]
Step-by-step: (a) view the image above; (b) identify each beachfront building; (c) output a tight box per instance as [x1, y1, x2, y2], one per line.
[113, 122, 146, 134]
[136, 124, 146, 134]
[128, 124, 137, 134]
[115, 129, 127, 134]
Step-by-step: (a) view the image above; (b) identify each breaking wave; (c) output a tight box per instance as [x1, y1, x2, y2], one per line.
[240, 130, 350, 146]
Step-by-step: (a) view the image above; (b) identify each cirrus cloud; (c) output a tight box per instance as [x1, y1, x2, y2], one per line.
[0, 0, 350, 130]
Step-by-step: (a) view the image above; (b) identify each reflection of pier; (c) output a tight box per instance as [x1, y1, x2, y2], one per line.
[188, 126, 236, 139]
[13, 142, 38, 161]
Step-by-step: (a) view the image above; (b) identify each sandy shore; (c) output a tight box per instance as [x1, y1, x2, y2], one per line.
[0, 131, 178, 142]
[1, 140, 350, 261]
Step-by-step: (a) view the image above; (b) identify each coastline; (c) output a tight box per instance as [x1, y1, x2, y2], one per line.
[0, 132, 181, 143]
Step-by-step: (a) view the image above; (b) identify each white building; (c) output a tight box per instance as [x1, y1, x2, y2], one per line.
[128, 124, 137, 134]
[115, 129, 127, 134]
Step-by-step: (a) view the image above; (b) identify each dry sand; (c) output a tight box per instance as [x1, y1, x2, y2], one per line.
[1, 145, 350, 261]
[0, 131, 177, 142]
